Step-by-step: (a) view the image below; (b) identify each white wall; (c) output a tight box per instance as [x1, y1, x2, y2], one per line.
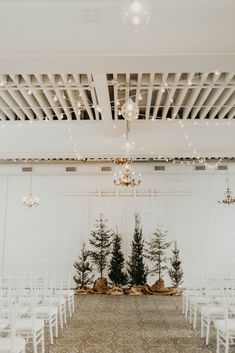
[0, 162, 235, 285]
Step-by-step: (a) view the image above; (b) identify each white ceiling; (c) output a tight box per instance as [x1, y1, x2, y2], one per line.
[0, 0, 234, 161]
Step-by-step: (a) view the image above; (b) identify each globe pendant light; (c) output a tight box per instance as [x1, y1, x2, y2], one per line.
[121, 98, 139, 121]
[122, 0, 151, 32]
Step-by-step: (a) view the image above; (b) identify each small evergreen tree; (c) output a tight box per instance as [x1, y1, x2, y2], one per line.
[127, 213, 147, 286]
[89, 214, 112, 278]
[145, 228, 171, 280]
[168, 241, 183, 287]
[73, 242, 94, 288]
[108, 229, 128, 287]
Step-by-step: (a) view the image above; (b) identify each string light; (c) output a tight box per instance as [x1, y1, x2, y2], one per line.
[96, 105, 102, 113]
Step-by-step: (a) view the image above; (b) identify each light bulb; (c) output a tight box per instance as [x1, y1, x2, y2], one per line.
[127, 102, 134, 111]
[132, 16, 140, 25]
[122, 0, 151, 32]
[96, 105, 102, 113]
[130, 1, 142, 13]
[121, 98, 139, 121]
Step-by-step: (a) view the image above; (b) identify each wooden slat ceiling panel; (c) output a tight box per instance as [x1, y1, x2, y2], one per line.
[0, 72, 234, 121]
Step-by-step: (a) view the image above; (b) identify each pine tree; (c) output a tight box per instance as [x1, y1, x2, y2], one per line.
[145, 228, 171, 280]
[168, 241, 183, 287]
[127, 213, 147, 286]
[108, 229, 128, 287]
[89, 214, 112, 278]
[73, 242, 94, 288]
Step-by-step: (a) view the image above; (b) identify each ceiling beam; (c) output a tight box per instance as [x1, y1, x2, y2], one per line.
[152, 73, 168, 119]
[219, 92, 235, 119]
[190, 87, 213, 120]
[92, 73, 113, 127]
[162, 73, 181, 119]
[48, 74, 72, 120]
[73, 74, 94, 120]
[0, 91, 25, 120]
[145, 73, 155, 120]
[61, 74, 80, 121]
[35, 74, 63, 120]
[22, 74, 52, 120]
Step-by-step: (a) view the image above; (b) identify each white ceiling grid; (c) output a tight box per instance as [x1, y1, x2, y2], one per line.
[0, 72, 234, 123]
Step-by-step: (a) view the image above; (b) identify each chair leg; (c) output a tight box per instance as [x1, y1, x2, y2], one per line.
[68, 298, 72, 317]
[206, 319, 210, 345]
[33, 336, 38, 353]
[185, 299, 189, 318]
[64, 304, 67, 324]
[59, 307, 63, 330]
[72, 296, 75, 314]
[225, 334, 229, 353]
[55, 316, 58, 337]
[193, 306, 197, 329]
[216, 332, 220, 353]
[41, 329, 45, 353]
[190, 305, 192, 324]
[201, 315, 204, 338]
[49, 317, 53, 344]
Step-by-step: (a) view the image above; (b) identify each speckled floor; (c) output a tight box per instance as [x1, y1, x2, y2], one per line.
[28, 295, 225, 353]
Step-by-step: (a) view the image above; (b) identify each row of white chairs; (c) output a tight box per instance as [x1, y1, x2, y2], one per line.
[0, 275, 75, 353]
[182, 279, 235, 353]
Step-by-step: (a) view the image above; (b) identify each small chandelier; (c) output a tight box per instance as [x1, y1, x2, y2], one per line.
[218, 172, 235, 205]
[22, 193, 40, 209]
[114, 164, 141, 187]
[122, 0, 151, 32]
[22, 168, 40, 209]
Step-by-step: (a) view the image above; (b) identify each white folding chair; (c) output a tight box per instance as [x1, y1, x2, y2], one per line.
[215, 298, 235, 353]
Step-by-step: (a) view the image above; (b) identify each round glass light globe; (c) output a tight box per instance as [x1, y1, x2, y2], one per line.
[122, 0, 151, 32]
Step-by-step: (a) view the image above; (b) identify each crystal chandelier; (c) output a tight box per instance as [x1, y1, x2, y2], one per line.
[218, 172, 235, 205]
[22, 193, 40, 209]
[22, 169, 40, 209]
[114, 164, 141, 187]
[122, 0, 151, 32]
[113, 120, 141, 187]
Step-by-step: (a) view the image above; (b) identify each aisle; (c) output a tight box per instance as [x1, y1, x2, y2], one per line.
[47, 295, 215, 353]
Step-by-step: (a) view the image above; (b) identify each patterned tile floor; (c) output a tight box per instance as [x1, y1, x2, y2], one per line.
[28, 295, 229, 353]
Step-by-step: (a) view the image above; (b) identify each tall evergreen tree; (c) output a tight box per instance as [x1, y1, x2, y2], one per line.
[108, 229, 128, 287]
[127, 213, 147, 286]
[168, 241, 183, 287]
[89, 214, 112, 278]
[145, 228, 171, 280]
[73, 242, 94, 288]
